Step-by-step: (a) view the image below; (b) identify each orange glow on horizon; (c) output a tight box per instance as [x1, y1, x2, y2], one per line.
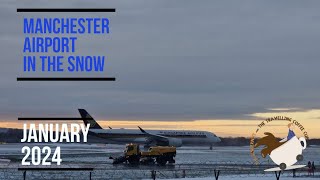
[0, 108, 319, 138]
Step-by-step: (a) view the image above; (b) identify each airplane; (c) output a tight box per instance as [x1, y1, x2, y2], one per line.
[79, 109, 221, 149]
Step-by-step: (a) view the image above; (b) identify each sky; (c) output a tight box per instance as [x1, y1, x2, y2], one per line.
[0, 0, 320, 138]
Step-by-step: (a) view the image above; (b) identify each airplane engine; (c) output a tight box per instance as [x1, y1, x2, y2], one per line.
[167, 138, 182, 147]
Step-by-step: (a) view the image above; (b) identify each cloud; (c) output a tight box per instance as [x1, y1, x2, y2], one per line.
[1, 0, 320, 121]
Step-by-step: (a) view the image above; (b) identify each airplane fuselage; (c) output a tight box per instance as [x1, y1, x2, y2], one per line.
[88, 128, 220, 146]
[78, 109, 221, 147]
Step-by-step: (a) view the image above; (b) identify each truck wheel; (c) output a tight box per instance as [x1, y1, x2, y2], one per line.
[296, 154, 303, 161]
[168, 156, 175, 164]
[279, 163, 286, 170]
[128, 156, 139, 165]
[141, 158, 154, 165]
[156, 157, 167, 166]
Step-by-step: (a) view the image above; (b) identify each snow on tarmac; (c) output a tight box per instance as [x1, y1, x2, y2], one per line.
[165, 175, 318, 180]
[0, 144, 319, 179]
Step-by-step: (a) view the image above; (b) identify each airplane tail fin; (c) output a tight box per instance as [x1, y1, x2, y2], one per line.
[78, 109, 103, 129]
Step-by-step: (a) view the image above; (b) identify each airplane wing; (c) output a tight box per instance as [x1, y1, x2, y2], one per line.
[138, 126, 177, 146]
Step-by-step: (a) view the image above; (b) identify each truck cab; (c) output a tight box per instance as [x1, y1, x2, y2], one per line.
[124, 143, 140, 156]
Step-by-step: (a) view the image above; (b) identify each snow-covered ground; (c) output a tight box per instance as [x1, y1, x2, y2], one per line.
[0, 144, 318, 179]
[1, 143, 318, 165]
[166, 175, 319, 180]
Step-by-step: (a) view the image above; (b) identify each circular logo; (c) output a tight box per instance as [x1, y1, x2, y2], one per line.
[250, 116, 309, 165]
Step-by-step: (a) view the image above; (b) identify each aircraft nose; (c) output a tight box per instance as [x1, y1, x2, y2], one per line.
[216, 136, 221, 142]
[210, 133, 221, 143]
